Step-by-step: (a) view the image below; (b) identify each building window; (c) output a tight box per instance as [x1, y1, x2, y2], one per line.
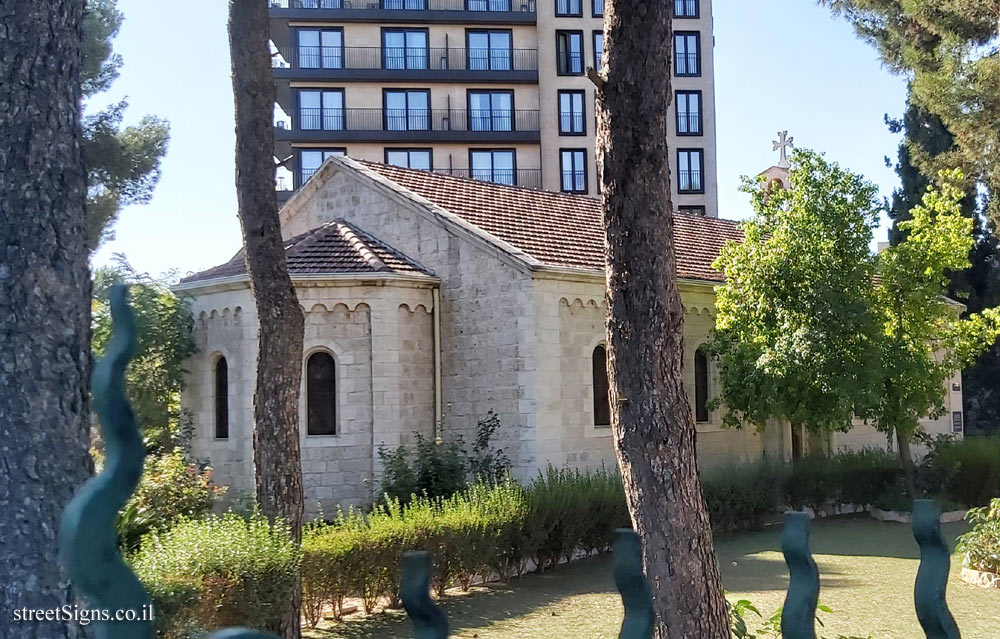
[694, 347, 709, 423]
[560, 148, 587, 193]
[677, 149, 704, 193]
[952, 411, 964, 433]
[385, 148, 433, 170]
[468, 90, 513, 132]
[298, 148, 346, 186]
[556, 0, 582, 17]
[674, 32, 700, 76]
[593, 345, 611, 426]
[675, 90, 702, 135]
[384, 89, 430, 131]
[383, 0, 428, 9]
[470, 149, 516, 185]
[468, 0, 513, 10]
[678, 205, 706, 216]
[556, 31, 584, 76]
[297, 28, 344, 69]
[467, 30, 513, 71]
[558, 90, 585, 135]
[674, 0, 698, 18]
[592, 0, 603, 17]
[214, 356, 229, 439]
[298, 89, 345, 131]
[307, 352, 337, 436]
[382, 29, 429, 69]
[593, 32, 604, 69]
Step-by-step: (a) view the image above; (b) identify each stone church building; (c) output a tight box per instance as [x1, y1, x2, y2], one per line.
[176, 156, 963, 514]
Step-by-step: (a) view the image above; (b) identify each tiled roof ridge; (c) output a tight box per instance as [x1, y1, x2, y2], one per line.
[331, 221, 391, 272]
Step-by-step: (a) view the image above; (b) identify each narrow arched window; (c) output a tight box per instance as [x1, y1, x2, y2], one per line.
[592, 345, 611, 426]
[307, 352, 337, 435]
[214, 356, 229, 439]
[694, 347, 710, 423]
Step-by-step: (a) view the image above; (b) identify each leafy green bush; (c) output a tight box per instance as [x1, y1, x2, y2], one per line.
[957, 498, 1000, 574]
[921, 436, 1000, 507]
[131, 513, 300, 638]
[703, 462, 785, 532]
[827, 449, 902, 508]
[116, 448, 225, 550]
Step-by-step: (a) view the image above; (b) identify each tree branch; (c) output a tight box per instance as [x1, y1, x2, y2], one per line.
[586, 66, 605, 89]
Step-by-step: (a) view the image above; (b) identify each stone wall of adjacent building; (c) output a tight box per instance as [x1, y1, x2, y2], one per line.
[280, 165, 539, 475]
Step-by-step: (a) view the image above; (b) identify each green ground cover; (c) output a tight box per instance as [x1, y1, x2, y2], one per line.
[304, 517, 997, 639]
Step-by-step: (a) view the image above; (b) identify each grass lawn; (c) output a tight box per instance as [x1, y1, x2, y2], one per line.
[304, 517, 997, 639]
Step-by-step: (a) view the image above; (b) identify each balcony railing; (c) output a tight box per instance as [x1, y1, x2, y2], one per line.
[278, 46, 538, 72]
[286, 108, 540, 133]
[270, 0, 536, 11]
[433, 167, 541, 189]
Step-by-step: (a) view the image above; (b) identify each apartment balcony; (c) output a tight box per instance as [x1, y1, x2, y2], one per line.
[269, 0, 536, 25]
[274, 108, 541, 148]
[272, 46, 539, 89]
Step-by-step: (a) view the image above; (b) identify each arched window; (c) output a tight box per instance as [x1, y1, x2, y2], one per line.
[592, 345, 611, 426]
[694, 347, 710, 423]
[214, 356, 229, 439]
[307, 352, 337, 435]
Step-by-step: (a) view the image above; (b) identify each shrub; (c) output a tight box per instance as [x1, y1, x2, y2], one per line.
[377, 435, 467, 505]
[956, 498, 1000, 574]
[828, 448, 902, 508]
[131, 513, 300, 638]
[920, 435, 1000, 507]
[117, 448, 225, 550]
[703, 461, 785, 532]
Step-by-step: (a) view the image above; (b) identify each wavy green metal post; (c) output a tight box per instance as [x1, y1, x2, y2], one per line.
[59, 285, 277, 639]
[912, 500, 961, 639]
[613, 529, 654, 639]
[781, 512, 819, 639]
[402, 551, 449, 639]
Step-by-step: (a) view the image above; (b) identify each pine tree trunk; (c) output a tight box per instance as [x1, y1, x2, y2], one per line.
[0, 2, 93, 637]
[228, 2, 306, 637]
[593, 1, 730, 637]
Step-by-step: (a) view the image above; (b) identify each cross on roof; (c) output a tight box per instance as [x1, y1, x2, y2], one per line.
[772, 130, 794, 167]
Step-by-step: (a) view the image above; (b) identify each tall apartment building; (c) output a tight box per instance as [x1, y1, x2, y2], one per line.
[270, 0, 718, 216]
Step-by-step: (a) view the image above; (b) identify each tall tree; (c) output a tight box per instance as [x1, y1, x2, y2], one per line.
[0, 2, 93, 638]
[591, 0, 730, 636]
[228, 1, 306, 637]
[81, 0, 170, 250]
[820, 0, 1000, 225]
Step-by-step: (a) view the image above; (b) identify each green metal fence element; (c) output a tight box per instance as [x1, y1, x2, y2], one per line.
[57, 287, 963, 639]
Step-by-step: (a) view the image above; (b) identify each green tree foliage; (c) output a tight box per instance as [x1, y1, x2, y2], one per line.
[820, 0, 1000, 224]
[92, 258, 196, 451]
[709, 150, 884, 434]
[82, 0, 169, 250]
[711, 151, 1000, 491]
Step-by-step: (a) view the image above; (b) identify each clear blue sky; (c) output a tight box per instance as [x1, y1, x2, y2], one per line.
[92, 0, 908, 279]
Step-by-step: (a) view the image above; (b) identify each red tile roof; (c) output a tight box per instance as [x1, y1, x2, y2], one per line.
[180, 219, 434, 284]
[358, 160, 743, 282]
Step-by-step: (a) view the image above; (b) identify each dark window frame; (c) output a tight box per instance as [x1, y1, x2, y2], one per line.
[694, 347, 710, 423]
[592, 345, 611, 427]
[559, 147, 588, 193]
[673, 0, 699, 18]
[676, 148, 705, 194]
[384, 147, 434, 170]
[555, 0, 582, 17]
[674, 31, 701, 77]
[678, 205, 707, 216]
[465, 0, 514, 10]
[295, 27, 345, 70]
[382, 88, 432, 131]
[464, 29, 515, 71]
[592, 30, 603, 69]
[214, 355, 229, 440]
[295, 88, 346, 132]
[555, 30, 585, 76]
[468, 148, 518, 185]
[382, 0, 428, 9]
[380, 27, 430, 70]
[295, 148, 348, 188]
[557, 89, 586, 136]
[675, 89, 703, 136]
[306, 351, 338, 436]
[591, 0, 603, 18]
[466, 89, 515, 132]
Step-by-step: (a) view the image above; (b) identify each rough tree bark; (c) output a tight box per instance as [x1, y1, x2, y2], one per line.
[592, 1, 731, 637]
[228, 2, 306, 637]
[0, 2, 93, 638]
